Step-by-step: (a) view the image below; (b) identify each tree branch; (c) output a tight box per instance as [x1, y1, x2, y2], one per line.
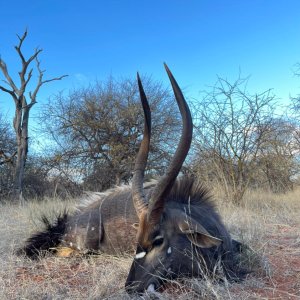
[0, 58, 19, 93]
[15, 30, 27, 64]
[29, 57, 68, 103]
[0, 85, 14, 95]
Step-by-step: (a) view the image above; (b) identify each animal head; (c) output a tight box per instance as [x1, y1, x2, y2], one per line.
[125, 64, 222, 293]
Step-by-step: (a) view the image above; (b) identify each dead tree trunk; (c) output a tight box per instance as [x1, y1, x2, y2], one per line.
[0, 30, 67, 204]
[13, 100, 29, 203]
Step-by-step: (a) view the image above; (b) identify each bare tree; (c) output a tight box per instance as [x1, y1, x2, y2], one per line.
[255, 119, 299, 193]
[0, 30, 67, 203]
[193, 75, 276, 204]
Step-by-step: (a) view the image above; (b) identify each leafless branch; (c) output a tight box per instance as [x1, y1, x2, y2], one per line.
[0, 58, 19, 93]
[29, 57, 68, 102]
[0, 30, 68, 202]
[15, 30, 28, 64]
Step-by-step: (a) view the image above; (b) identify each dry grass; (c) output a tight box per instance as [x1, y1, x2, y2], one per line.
[0, 189, 299, 299]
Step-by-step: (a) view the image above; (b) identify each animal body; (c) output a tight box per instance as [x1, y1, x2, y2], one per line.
[19, 64, 246, 294]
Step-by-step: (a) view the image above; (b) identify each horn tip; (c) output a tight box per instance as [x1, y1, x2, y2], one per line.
[163, 63, 173, 78]
[163, 62, 169, 71]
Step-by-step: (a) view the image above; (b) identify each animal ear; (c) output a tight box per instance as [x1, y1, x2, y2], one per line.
[131, 223, 139, 230]
[178, 218, 222, 248]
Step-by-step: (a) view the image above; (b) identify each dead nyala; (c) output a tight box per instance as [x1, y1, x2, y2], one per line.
[18, 64, 247, 294]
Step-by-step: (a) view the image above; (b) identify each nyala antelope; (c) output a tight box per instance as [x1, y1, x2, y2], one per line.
[19, 64, 246, 294]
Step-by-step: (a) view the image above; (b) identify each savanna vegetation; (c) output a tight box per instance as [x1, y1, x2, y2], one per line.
[0, 187, 299, 299]
[1, 31, 300, 205]
[1, 31, 300, 299]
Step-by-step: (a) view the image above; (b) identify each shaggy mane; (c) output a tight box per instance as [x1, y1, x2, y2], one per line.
[167, 176, 214, 207]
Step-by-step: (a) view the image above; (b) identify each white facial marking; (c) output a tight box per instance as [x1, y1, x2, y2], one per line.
[154, 235, 163, 241]
[167, 247, 172, 254]
[91, 227, 95, 231]
[135, 251, 146, 259]
[69, 242, 73, 247]
[77, 246, 81, 251]
[147, 284, 155, 292]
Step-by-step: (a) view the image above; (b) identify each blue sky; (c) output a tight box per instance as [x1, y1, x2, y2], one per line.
[1, 0, 300, 118]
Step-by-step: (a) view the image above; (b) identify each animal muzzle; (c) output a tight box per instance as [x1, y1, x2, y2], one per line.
[125, 259, 164, 294]
[125, 277, 161, 294]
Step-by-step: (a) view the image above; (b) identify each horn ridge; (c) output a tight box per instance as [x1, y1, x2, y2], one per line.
[147, 64, 193, 222]
[132, 73, 152, 218]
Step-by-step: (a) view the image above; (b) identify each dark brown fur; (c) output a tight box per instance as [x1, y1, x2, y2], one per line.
[125, 177, 246, 293]
[19, 177, 246, 290]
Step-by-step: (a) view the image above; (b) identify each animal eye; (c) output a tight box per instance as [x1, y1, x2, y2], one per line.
[152, 236, 164, 247]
